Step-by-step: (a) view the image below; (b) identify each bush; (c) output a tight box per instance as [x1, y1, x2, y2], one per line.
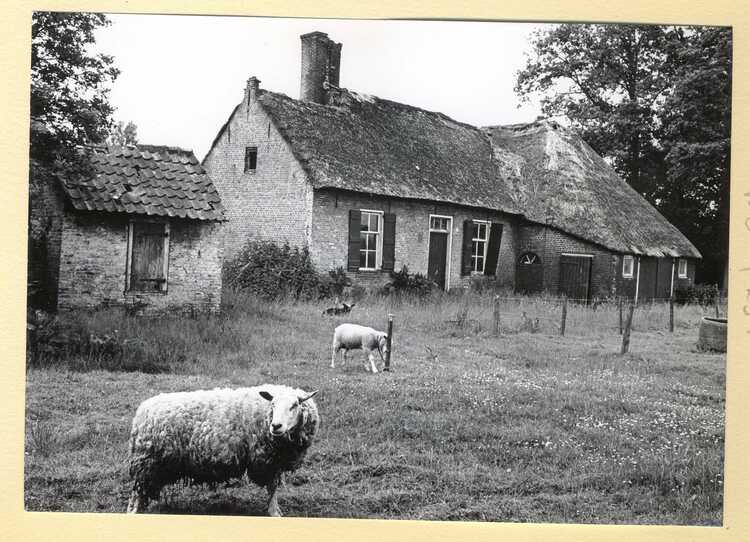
[318, 266, 352, 299]
[225, 240, 322, 300]
[381, 265, 436, 297]
[675, 284, 719, 306]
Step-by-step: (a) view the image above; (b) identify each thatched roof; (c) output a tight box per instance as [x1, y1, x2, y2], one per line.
[254, 88, 521, 215]
[62, 145, 225, 221]
[484, 121, 701, 258]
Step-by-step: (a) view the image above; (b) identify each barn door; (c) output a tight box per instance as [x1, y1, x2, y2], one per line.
[129, 222, 169, 292]
[516, 252, 543, 294]
[558, 255, 592, 302]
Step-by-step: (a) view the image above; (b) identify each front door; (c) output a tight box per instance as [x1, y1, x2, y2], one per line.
[428, 232, 448, 290]
[428, 215, 451, 290]
[558, 254, 592, 302]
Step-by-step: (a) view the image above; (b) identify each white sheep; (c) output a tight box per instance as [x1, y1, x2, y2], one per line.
[126, 384, 319, 516]
[331, 323, 389, 373]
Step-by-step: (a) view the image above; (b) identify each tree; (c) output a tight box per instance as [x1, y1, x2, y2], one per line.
[516, 24, 678, 199]
[30, 12, 119, 170]
[659, 27, 732, 288]
[106, 120, 138, 146]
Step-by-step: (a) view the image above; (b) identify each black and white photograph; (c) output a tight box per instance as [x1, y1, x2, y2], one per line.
[25, 12, 730, 525]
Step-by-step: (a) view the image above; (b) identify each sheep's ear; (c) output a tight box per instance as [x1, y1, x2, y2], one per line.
[259, 391, 274, 401]
[299, 390, 318, 403]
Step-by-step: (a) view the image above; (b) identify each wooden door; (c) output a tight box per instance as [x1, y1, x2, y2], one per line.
[130, 222, 167, 292]
[558, 255, 592, 302]
[516, 252, 544, 294]
[427, 231, 448, 290]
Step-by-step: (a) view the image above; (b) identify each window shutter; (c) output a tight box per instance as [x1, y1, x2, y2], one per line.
[382, 213, 396, 272]
[347, 210, 362, 272]
[484, 222, 504, 276]
[461, 220, 473, 276]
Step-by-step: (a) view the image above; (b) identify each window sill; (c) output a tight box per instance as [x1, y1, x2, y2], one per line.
[357, 268, 381, 273]
[125, 290, 168, 296]
[678, 275, 688, 279]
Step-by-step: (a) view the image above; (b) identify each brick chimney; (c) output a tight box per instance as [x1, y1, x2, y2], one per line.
[300, 32, 342, 104]
[245, 76, 260, 104]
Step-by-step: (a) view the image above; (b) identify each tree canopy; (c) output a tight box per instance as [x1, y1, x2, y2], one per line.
[516, 24, 732, 286]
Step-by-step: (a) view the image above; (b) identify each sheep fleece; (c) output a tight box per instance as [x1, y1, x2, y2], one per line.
[129, 385, 319, 498]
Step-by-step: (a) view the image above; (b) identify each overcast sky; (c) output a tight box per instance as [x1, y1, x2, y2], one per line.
[93, 15, 548, 160]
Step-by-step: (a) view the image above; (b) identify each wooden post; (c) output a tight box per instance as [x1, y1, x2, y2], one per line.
[560, 296, 567, 336]
[620, 302, 635, 354]
[383, 314, 394, 371]
[493, 295, 500, 335]
[618, 297, 623, 335]
[715, 299, 720, 318]
[669, 296, 674, 333]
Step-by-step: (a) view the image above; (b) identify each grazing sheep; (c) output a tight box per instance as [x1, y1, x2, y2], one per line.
[331, 323, 389, 373]
[126, 384, 319, 516]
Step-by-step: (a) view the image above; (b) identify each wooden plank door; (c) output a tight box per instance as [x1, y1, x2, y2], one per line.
[427, 231, 448, 290]
[558, 255, 592, 302]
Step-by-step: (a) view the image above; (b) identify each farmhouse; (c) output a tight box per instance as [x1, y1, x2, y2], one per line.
[203, 31, 700, 302]
[28, 144, 225, 314]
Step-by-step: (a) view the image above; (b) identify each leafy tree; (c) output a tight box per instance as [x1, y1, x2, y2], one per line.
[516, 24, 678, 198]
[30, 12, 119, 172]
[106, 120, 138, 146]
[658, 27, 732, 288]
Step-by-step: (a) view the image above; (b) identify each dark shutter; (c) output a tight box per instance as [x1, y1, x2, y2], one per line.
[484, 222, 504, 276]
[461, 219, 473, 276]
[382, 213, 396, 272]
[347, 210, 362, 271]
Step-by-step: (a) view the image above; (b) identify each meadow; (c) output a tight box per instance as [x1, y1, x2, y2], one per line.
[24, 290, 726, 524]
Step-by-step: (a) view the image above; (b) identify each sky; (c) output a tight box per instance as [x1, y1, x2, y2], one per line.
[93, 15, 547, 160]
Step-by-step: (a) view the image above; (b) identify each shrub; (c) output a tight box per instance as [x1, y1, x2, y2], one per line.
[318, 266, 353, 298]
[225, 240, 322, 300]
[381, 265, 436, 298]
[675, 284, 719, 306]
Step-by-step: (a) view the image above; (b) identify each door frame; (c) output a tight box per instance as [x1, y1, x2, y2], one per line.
[427, 214, 453, 291]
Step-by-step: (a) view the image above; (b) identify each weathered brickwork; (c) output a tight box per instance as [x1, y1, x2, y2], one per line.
[57, 212, 222, 314]
[517, 223, 696, 301]
[28, 176, 67, 308]
[310, 188, 517, 290]
[203, 88, 313, 264]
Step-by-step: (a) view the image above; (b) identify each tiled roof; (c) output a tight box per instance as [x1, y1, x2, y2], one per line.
[484, 121, 701, 258]
[254, 89, 521, 216]
[60, 145, 225, 221]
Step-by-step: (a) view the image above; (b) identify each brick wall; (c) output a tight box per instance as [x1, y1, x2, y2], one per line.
[57, 212, 222, 314]
[310, 188, 517, 291]
[203, 91, 313, 263]
[27, 175, 66, 309]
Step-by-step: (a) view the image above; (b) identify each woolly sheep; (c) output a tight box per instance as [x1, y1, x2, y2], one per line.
[126, 384, 319, 516]
[331, 323, 389, 373]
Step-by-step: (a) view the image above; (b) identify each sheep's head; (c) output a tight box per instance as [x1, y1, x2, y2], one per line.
[259, 389, 318, 437]
[378, 334, 390, 358]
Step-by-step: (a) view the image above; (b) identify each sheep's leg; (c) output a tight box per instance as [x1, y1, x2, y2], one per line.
[368, 350, 379, 374]
[266, 475, 282, 517]
[331, 343, 337, 368]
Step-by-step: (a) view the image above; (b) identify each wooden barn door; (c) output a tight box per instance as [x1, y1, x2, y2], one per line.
[558, 255, 592, 302]
[516, 252, 544, 294]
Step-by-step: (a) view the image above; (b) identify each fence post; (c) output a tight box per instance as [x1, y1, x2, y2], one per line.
[383, 314, 393, 371]
[560, 296, 567, 336]
[715, 298, 720, 319]
[620, 302, 635, 354]
[669, 296, 674, 333]
[618, 297, 623, 335]
[493, 295, 501, 335]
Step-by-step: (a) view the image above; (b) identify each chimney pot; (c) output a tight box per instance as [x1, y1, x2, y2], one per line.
[245, 76, 261, 103]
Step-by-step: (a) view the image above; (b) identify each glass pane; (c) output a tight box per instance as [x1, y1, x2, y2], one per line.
[472, 222, 480, 238]
[476, 256, 484, 272]
[367, 233, 377, 248]
[478, 223, 487, 239]
[360, 232, 368, 249]
[370, 214, 379, 232]
[360, 251, 367, 268]
[361, 213, 369, 231]
[367, 251, 376, 269]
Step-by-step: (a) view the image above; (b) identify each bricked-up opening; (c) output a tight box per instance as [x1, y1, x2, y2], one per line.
[300, 31, 342, 104]
[127, 221, 170, 293]
[244, 146, 257, 172]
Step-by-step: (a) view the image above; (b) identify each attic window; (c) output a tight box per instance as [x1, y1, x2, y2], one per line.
[678, 258, 688, 278]
[622, 255, 634, 278]
[244, 146, 258, 172]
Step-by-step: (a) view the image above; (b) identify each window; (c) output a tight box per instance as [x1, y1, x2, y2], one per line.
[519, 252, 540, 265]
[471, 220, 490, 273]
[244, 146, 258, 172]
[678, 258, 688, 278]
[359, 210, 383, 270]
[127, 221, 169, 292]
[622, 255, 634, 278]
[430, 216, 450, 232]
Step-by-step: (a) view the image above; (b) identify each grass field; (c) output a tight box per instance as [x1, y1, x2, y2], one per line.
[24, 291, 726, 524]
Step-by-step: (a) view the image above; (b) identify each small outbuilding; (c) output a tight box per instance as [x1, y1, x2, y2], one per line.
[28, 145, 225, 314]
